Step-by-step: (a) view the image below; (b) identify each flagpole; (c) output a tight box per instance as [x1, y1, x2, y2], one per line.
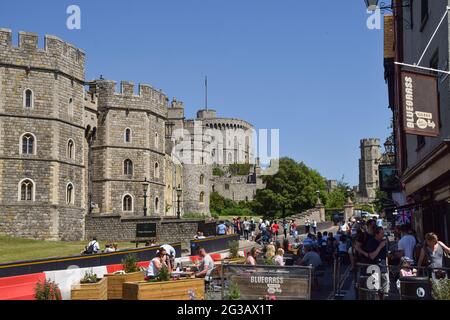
[205, 76, 208, 110]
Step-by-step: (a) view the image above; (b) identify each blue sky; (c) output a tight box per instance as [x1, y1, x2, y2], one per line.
[0, 0, 391, 186]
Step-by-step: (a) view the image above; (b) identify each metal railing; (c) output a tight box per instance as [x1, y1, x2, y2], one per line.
[333, 254, 351, 299]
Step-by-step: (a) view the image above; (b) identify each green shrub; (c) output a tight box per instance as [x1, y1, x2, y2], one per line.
[80, 271, 99, 284]
[211, 212, 219, 220]
[226, 282, 241, 300]
[221, 207, 254, 217]
[228, 164, 252, 176]
[122, 254, 139, 273]
[183, 212, 206, 219]
[432, 279, 450, 300]
[210, 192, 225, 214]
[35, 280, 62, 300]
[157, 266, 171, 282]
[228, 240, 239, 259]
[213, 167, 225, 177]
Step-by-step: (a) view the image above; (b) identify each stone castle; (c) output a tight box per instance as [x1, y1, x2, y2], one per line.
[358, 138, 381, 202]
[0, 29, 264, 241]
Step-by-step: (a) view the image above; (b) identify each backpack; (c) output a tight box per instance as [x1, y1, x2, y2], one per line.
[85, 241, 97, 254]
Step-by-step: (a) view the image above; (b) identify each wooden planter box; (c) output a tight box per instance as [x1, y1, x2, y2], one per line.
[105, 272, 145, 300]
[123, 278, 205, 300]
[71, 277, 108, 300]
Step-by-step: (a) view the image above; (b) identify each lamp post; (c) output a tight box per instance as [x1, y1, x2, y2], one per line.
[176, 187, 182, 219]
[142, 177, 149, 217]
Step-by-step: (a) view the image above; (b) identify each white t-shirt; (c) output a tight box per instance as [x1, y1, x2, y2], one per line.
[147, 257, 162, 277]
[274, 255, 285, 266]
[161, 244, 176, 257]
[199, 254, 215, 277]
[398, 235, 417, 260]
[88, 240, 100, 253]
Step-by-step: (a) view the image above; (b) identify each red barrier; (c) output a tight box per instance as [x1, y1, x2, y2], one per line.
[106, 261, 150, 274]
[0, 273, 46, 300]
[189, 253, 222, 263]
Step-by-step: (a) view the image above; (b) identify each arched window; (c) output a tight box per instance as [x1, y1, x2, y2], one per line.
[124, 128, 132, 143]
[228, 153, 233, 164]
[24, 89, 33, 108]
[66, 183, 74, 205]
[68, 98, 74, 118]
[154, 162, 159, 179]
[123, 194, 133, 212]
[21, 133, 36, 155]
[67, 139, 75, 160]
[18, 179, 35, 201]
[199, 192, 205, 203]
[124, 159, 133, 175]
[200, 174, 204, 185]
[154, 132, 159, 149]
[154, 197, 160, 213]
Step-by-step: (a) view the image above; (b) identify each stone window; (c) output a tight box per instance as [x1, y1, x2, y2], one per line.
[228, 153, 233, 164]
[19, 178, 35, 201]
[199, 192, 205, 203]
[124, 128, 132, 143]
[124, 159, 133, 176]
[154, 132, 159, 149]
[200, 174, 204, 185]
[154, 162, 160, 179]
[24, 89, 34, 108]
[66, 183, 74, 205]
[20, 133, 36, 155]
[155, 197, 160, 213]
[123, 194, 133, 212]
[67, 139, 75, 160]
[225, 184, 230, 190]
[68, 98, 74, 118]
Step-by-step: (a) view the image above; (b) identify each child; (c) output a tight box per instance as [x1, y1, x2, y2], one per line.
[399, 257, 417, 277]
[397, 257, 417, 291]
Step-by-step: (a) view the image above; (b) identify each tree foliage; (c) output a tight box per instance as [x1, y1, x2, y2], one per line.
[325, 180, 354, 209]
[252, 158, 327, 218]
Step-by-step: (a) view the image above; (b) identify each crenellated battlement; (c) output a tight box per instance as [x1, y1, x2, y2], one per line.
[0, 28, 85, 81]
[94, 80, 169, 117]
[360, 138, 381, 147]
[95, 80, 168, 103]
[171, 98, 184, 109]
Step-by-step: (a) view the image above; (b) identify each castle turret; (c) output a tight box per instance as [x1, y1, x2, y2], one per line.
[0, 29, 87, 240]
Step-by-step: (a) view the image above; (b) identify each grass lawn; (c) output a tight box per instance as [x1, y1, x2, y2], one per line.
[0, 236, 136, 264]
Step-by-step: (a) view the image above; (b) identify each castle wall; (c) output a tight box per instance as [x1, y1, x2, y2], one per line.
[0, 29, 86, 240]
[91, 80, 167, 217]
[0, 28, 262, 240]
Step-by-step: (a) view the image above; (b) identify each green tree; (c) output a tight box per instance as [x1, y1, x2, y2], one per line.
[373, 189, 389, 213]
[252, 158, 327, 218]
[325, 180, 354, 209]
[210, 192, 225, 214]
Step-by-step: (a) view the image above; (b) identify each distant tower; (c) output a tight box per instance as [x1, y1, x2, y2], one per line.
[359, 138, 381, 201]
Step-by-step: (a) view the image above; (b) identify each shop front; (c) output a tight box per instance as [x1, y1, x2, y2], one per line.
[401, 142, 450, 243]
